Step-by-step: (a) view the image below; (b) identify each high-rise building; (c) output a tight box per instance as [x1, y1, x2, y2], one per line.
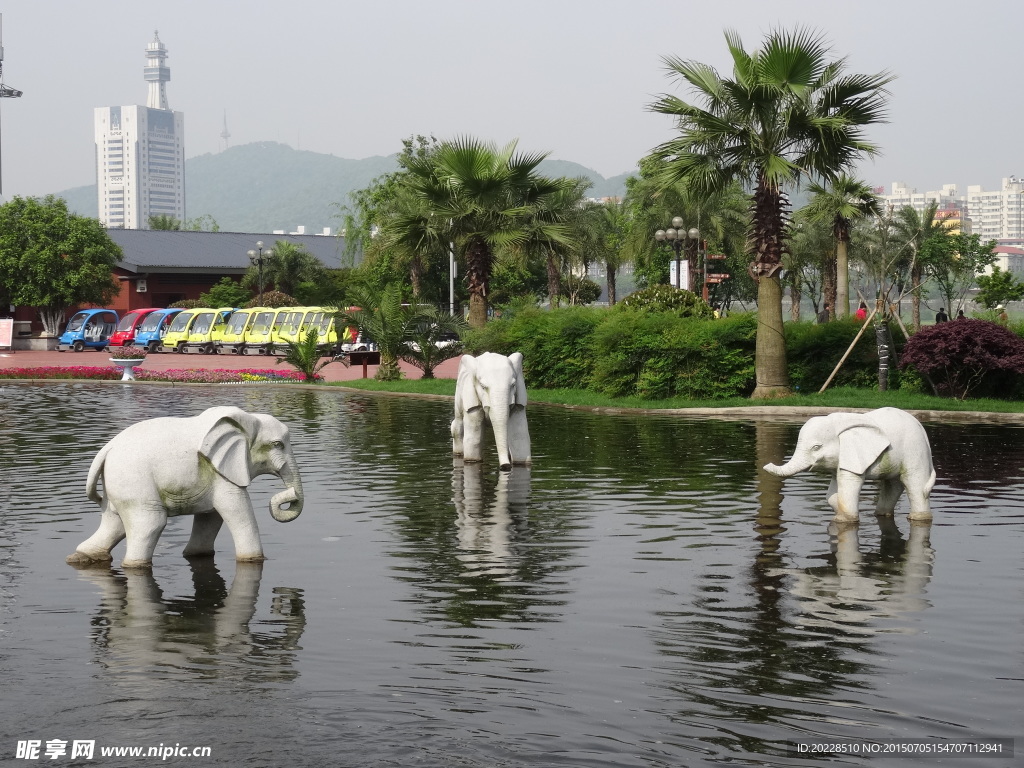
[965, 177, 1024, 244]
[94, 32, 185, 229]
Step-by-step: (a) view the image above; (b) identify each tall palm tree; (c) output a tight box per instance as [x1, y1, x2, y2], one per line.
[804, 175, 880, 318]
[893, 203, 949, 330]
[648, 27, 892, 398]
[403, 138, 576, 327]
[334, 283, 420, 381]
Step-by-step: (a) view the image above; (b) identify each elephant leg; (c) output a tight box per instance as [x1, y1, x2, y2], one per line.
[875, 477, 905, 517]
[451, 415, 465, 456]
[211, 486, 265, 562]
[461, 409, 485, 463]
[832, 469, 863, 523]
[507, 407, 532, 465]
[826, 477, 840, 515]
[67, 504, 125, 565]
[120, 505, 168, 569]
[183, 511, 224, 558]
[905, 476, 933, 521]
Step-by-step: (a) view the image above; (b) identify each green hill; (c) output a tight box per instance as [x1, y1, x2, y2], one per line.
[53, 142, 633, 233]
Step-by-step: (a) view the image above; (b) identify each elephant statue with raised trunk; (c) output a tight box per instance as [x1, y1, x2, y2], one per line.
[67, 406, 304, 569]
[452, 352, 531, 470]
[763, 407, 935, 523]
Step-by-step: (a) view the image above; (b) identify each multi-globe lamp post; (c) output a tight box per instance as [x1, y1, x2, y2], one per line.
[247, 241, 273, 305]
[654, 217, 700, 291]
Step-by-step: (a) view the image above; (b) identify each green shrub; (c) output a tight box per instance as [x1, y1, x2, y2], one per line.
[617, 285, 713, 318]
[786, 319, 905, 392]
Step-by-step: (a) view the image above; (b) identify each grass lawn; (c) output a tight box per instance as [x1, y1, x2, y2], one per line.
[327, 380, 1024, 414]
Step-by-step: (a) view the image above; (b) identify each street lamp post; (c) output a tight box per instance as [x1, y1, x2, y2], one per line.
[654, 218, 700, 292]
[247, 241, 273, 305]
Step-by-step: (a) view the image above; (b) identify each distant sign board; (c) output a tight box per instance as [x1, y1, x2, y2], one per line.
[0, 318, 13, 349]
[670, 261, 691, 291]
[706, 273, 731, 280]
[707, 253, 728, 260]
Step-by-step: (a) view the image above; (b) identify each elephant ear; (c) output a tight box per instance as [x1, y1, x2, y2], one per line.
[457, 355, 480, 410]
[837, 423, 890, 475]
[199, 416, 253, 487]
[509, 352, 527, 406]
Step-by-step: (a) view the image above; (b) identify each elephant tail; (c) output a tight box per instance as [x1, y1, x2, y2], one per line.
[85, 443, 112, 505]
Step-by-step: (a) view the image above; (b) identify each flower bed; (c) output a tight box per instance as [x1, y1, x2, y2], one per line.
[0, 366, 315, 383]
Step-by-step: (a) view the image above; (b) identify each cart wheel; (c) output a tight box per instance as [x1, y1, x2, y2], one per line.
[203, 343, 216, 355]
[73, 340, 85, 352]
[148, 342, 160, 354]
[175, 342, 186, 353]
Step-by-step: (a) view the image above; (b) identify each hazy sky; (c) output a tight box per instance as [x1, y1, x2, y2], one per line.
[0, 0, 1019, 201]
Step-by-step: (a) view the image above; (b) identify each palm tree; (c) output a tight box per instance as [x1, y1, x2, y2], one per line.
[276, 328, 335, 382]
[334, 283, 420, 381]
[804, 175, 881, 318]
[400, 306, 469, 379]
[648, 27, 892, 398]
[893, 203, 949, 330]
[261, 240, 326, 298]
[402, 137, 577, 328]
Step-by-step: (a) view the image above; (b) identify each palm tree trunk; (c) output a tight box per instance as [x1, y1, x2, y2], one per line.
[409, 254, 424, 299]
[606, 262, 617, 306]
[547, 250, 561, 309]
[466, 238, 491, 328]
[752, 274, 792, 398]
[835, 239, 849, 317]
[822, 248, 838, 319]
[911, 261, 922, 331]
[789, 280, 801, 322]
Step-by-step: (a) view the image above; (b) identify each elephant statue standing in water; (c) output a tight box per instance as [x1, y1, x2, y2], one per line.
[452, 352, 531, 470]
[67, 406, 303, 569]
[763, 407, 935, 522]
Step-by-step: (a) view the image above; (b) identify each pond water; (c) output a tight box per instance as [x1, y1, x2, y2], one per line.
[0, 382, 1021, 767]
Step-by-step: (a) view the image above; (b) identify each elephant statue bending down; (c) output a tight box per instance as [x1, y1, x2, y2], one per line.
[452, 352, 531, 470]
[67, 406, 303, 569]
[763, 407, 935, 522]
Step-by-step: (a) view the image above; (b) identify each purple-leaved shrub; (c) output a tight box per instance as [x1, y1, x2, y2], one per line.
[900, 319, 1024, 399]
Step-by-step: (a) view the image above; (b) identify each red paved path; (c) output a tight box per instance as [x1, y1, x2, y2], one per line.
[0, 348, 461, 382]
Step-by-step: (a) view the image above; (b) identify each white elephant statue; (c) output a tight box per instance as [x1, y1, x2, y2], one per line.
[451, 352, 531, 470]
[67, 406, 303, 569]
[763, 407, 935, 522]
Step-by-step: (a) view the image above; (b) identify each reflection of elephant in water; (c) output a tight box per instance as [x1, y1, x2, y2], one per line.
[80, 561, 306, 682]
[68, 406, 304, 569]
[452, 352, 531, 470]
[781, 519, 934, 633]
[764, 408, 935, 522]
[452, 461, 531, 579]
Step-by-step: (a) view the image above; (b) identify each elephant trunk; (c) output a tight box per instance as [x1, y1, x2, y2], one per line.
[763, 454, 812, 478]
[488, 406, 513, 471]
[270, 456, 304, 522]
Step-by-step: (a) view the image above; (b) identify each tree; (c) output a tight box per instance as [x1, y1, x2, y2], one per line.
[928, 233, 997, 314]
[892, 203, 950, 329]
[804, 175, 881, 318]
[148, 214, 181, 230]
[276, 328, 336, 382]
[198, 277, 252, 308]
[974, 266, 1024, 309]
[0, 195, 121, 335]
[334, 283, 422, 381]
[244, 240, 327, 300]
[402, 137, 577, 327]
[785, 212, 834, 320]
[648, 27, 893, 398]
[400, 306, 469, 379]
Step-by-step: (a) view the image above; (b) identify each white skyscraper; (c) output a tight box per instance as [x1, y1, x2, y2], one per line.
[94, 32, 185, 229]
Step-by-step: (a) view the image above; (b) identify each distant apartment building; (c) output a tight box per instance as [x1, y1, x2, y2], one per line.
[94, 32, 185, 229]
[879, 182, 970, 234]
[965, 177, 1024, 244]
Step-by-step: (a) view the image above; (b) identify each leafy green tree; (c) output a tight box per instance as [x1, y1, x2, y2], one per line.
[185, 214, 220, 232]
[400, 307, 469, 379]
[198, 277, 251, 308]
[974, 266, 1024, 309]
[786, 212, 835, 320]
[0, 195, 121, 335]
[148, 214, 181, 230]
[402, 137, 578, 327]
[804, 175, 881, 317]
[928, 233, 996, 315]
[648, 27, 893, 397]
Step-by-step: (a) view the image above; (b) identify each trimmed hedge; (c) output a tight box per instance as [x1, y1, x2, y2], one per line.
[465, 306, 904, 400]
